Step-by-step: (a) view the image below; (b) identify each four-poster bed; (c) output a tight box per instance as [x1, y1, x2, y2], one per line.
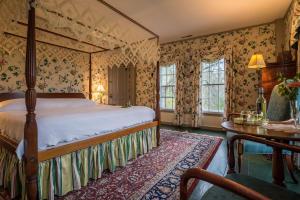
[0, 0, 160, 199]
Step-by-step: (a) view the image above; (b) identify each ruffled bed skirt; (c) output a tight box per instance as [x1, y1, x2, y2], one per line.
[0, 127, 157, 199]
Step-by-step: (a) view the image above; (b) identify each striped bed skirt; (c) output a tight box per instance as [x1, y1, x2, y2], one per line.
[0, 127, 157, 199]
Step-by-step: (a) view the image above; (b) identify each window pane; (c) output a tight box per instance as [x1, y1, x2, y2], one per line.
[219, 85, 225, 112]
[209, 85, 219, 112]
[200, 58, 225, 113]
[161, 75, 167, 86]
[160, 98, 165, 109]
[165, 98, 173, 109]
[202, 63, 210, 72]
[160, 64, 176, 110]
[219, 70, 224, 84]
[166, 86, 174, 97]
[219, 59, 225, 70]
[166, 75, 175, 85]
[211, 62, 218, 72]
[160, 86, 166, 97]
[210, 71, 219, 84]
[160, 67, 166, 75]
[166, 65, 173, 75]
[202, 72, 209, 85]
[202, 85, 209, 99]
[169, 64, 176, 74]
[172, 98, 176, 110]
[202, 98, 209, 112]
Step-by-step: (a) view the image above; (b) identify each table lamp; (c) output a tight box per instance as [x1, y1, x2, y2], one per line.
[97, 84, 105, 103]
[248, 53, 266, 88]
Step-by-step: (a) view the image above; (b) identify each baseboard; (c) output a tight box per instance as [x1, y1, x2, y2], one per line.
[187, 125, 225, 132]
[160, 122, 225, 132]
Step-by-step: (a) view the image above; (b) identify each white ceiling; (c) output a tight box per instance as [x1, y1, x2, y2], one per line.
[106, 0, 292, 44]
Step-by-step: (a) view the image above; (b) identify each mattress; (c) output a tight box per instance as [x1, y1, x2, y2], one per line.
[189, 140, 228, 199]
[0, 98, 155, 159]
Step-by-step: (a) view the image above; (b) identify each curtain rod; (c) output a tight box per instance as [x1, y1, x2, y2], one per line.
[17, 21, 107, 51]
[97, 0, 159, 38]
[91, 36, 159, 54]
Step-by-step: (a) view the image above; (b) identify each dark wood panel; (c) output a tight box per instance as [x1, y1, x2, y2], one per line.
[262, 61, 296, 102]
[0, 93, 86, 102]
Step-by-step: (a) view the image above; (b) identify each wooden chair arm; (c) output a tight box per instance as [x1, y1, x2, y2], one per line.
[180, 168, 270, 200]
[228, 134, 300, 173]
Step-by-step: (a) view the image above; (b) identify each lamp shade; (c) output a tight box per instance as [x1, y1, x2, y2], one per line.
[248, 54, 266, 69]
[97, 84, 105, 92]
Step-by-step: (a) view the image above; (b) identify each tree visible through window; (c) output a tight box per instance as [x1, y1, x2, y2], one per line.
[160, 64, 176, 110]
[201, 58, 225, 113]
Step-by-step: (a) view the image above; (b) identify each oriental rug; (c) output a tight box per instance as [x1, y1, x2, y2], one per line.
[59, 129, 223, 200]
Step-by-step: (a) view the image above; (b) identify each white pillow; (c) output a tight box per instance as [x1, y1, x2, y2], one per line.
[0, 98, 96, 111]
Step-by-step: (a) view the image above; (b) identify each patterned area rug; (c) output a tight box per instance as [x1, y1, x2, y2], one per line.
[59, 129, 223, 200]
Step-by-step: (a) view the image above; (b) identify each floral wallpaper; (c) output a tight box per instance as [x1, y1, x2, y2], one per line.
[0, 34, 90, 96]
[160, 23, 276, 120]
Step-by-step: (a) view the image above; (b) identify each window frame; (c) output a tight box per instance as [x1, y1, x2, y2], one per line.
[160, 63, 176, 111]
[201, 58, 225, 114]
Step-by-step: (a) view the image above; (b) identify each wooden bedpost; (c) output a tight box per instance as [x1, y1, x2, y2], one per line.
[89, 53, 92, 100]
[24, 0, 38, 199]
[156, 60, 160, 146]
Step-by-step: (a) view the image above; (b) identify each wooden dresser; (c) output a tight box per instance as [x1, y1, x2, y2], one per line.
[262, 61, 296, 102]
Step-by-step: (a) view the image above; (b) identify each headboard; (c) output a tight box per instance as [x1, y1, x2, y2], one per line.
[0, 93, 86, 102]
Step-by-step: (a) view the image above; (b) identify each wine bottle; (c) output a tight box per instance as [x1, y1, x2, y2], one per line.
[256, 88, 267, 119]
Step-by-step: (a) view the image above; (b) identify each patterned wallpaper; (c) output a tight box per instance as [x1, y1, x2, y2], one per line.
[92, 51, 157, 109]
[160, 23, 277, 113]
[0, 34, 90, 96]
[0, 32, 158, 108]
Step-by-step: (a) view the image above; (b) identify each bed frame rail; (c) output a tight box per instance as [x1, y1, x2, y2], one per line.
[0, 93, 85, 102]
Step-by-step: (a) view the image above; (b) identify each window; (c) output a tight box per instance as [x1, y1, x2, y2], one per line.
[160, 64, 176, 110]
[201, 58, 225, 113]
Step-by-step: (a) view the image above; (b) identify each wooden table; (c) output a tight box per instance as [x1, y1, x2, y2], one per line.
[221, 121, 300, 186]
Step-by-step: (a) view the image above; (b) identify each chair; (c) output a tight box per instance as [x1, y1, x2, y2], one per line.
[180, 134, 300, 200]
[226, 85, 297, 182]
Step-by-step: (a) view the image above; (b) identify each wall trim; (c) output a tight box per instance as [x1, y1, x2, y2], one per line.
[161, 21, 276, 45]
[161, 122, 225, 132]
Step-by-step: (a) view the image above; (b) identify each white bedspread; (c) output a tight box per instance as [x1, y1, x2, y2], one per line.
[0, 100, 155, 159]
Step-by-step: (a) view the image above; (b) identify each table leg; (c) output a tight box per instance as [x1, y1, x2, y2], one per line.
[272, 146, 285, 187]
[285, 153, 298, 184]
[237, 140, 243, 173]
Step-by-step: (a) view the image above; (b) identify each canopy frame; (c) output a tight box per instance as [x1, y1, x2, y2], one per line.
[20, 0, 160, 199]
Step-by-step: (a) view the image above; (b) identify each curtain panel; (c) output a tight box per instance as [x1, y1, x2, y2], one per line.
[290, 0, 300, 49]
[160, 51, 185, 126]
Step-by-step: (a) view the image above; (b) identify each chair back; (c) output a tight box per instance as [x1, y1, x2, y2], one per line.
[267, 85, 290, 121]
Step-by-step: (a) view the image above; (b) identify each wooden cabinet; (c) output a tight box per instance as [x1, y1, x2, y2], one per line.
[108, 65, 136, 106]
[262, 61, 296, 102]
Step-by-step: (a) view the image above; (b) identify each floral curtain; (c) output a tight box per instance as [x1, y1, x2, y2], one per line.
[174, 60, 185, 125]
[160, 50, 185, 125]
[290, 0, 300, 49]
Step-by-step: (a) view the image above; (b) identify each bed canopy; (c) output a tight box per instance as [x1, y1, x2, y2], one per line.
[0, 0, 160, 199]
